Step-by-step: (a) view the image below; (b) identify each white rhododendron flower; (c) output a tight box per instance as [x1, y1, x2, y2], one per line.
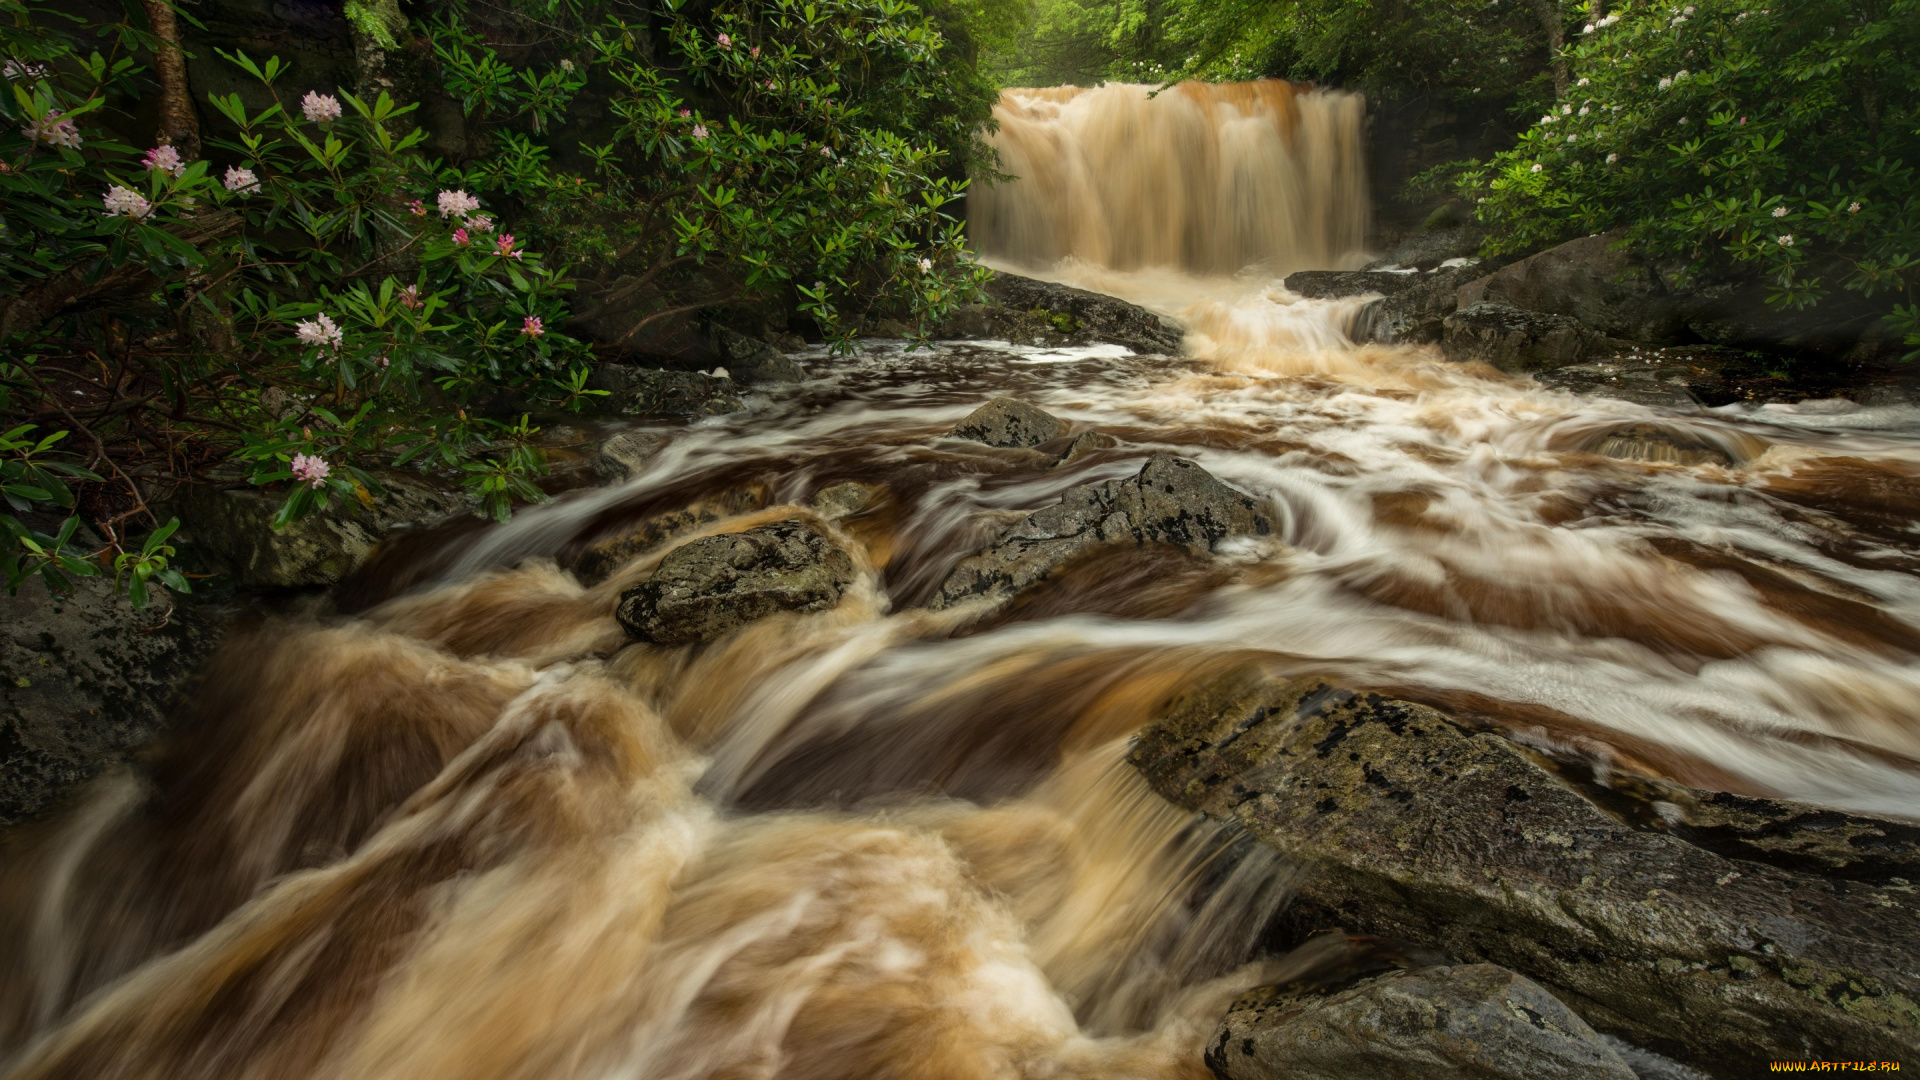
[102, 185, 152, 218]
[301, 91, 342, 123]
[223, 166, 260, 195]
[296, 313, 344, 350]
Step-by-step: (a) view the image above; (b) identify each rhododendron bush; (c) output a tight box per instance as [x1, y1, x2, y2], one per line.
[0, 0, 992, 602]
[1450, 0, 1919, 353]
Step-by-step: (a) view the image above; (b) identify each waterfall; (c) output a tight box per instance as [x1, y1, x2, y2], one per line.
[971, 81, 1371, 277]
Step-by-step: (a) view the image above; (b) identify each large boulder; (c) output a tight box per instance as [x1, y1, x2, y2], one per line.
[172, 470, 472, 589]
[972, 272, 1185, 354]
[614, 520, 856, 644]
[709, 326, 807, 385]
[1442, 302, 1607, 373]
[1128, 667, 1920, 1073]
[1454, 234, 1688, 343]
[1209, 964, 1639, 1080]
[949, 398, 1069, 448]
[932, 455, 1272, 610]
[0, 576, 220, 824]
[1351, 263, 1490, 345]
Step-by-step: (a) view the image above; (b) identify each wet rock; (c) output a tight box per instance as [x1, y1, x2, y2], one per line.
[590, 431, 669, 483]
[1209, 964, 1639, 1080]
[932, 455, 1271, 610]
[588, 364, 743, 418]
[933, 304, 995, 339]
[1352, 263, 1489, 345]
[710, 326, 806, 385]
[950, 398, 1069, 448]
[173, 471, 472, 589]
[1283, 270, 1428, 300]
[1442, 302, 1606, 373]
[1363, 225, 1489, 272]
[614, 520, 856, 645]
[1455, 234, 1688, 344]
[981, 272, 1185, 354]
[809, 481, 883, 520]
[572, 485, 772, 585]
[1129, 667, 1920, 1073]
[0, 576, 220, 824]
[1055, 431, 1118, 467]
[1591, 424, 1732, 467]
[1532, 357, 1709, 408]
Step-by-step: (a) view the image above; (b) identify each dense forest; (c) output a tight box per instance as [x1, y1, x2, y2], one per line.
[1, 0, 1915, 604]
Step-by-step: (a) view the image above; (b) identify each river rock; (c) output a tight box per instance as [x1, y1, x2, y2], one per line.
[932, 455, 1272, 610]
[950, 398, 1069, 448]
[1591, 424, 1733, 467]
[1055, 431, 1117, 467]
[980, 272, 1185, 355]
[572, 484, 772, 585]
[1352, 263, 1489, 345]
[710, 326, 807, 385]
[1128, 666, 1920, 1073]
[809, 481, 883, 520]
[1442, 302, 1606, 373]
[614, 520, 856, 645]
[1283, 270, 1428, 300]
[1454, 234, 1688, 344]
[0, 576, 220, 824]
[588, 364, 743, 417]
[1209, 964, 1639, 1080]
[590, 431, 669, 482]
[173, 470, 472, 589]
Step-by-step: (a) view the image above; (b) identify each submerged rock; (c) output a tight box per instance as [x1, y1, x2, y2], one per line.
[1442, 302, 1605, 373]
[932, 455, 1271, 610]
[1591, 424, 1733, 467]
[1054, 430, 1118, 467]
[1209, 964, 1639, 1080]
[573, 485, 772, 585]
[173, 471, 472, 589]
[590, 430, 669, 482]
[1283, 270, 1428, 300]
[1129, 667, 1920, 1073]
[808, 481, 884, 520]
[615, 520, 855, 645]
[950, 398, 1069, 448]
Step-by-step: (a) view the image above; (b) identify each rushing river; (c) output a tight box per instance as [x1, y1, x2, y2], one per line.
[3, 81, 1920, 1079]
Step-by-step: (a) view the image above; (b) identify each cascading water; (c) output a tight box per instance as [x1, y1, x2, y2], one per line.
[3, 82, 1920, 1079]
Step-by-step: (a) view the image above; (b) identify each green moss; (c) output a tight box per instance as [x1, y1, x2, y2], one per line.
[344, 0, 405, 51]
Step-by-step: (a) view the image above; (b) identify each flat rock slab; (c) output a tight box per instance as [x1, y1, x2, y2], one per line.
[950, 398, 1069, 448]
[588, 364, 743, 417]
[932, 455, 1272, 610]
[1128, 666, 1920, 1073]
[615, 520, 855, 645]
[1442, 301, 1608, 373]
[1210, 964, 1638, 1080]
[980, 272, 1185, 354]
[1283, 270, 1429, 300]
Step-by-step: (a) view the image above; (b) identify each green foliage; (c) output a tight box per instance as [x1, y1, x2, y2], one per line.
[988, 0, 1555, 100]
[430, 0, 995, 348]
[1454, 0, 1920, 353]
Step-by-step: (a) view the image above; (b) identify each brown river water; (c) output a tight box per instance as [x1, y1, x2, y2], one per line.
[3, 81, 1919, 1080]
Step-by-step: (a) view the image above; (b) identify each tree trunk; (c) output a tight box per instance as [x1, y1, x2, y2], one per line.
[1531, 0, 1570, 98]
[142, 0, 199, 158]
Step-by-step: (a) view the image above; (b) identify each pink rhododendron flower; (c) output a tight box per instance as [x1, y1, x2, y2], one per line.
[295, 313, 343, 350]
[398, 285, 423, 310]
[717, 32, 732, 48]
[466, 214, 494, 233]
[521, 315, 544, 337]
[301, 91, 342, 123]
[408, 198, 426, 216]
[452, 227, 471, 246]
[22, 110, 80, 148]
[223, 166, 260, 195]
[143, 144, 185, 176]
[290, 453, 331, 488]
[437, 189, 481, 219]
[679, 108, 691, 117]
